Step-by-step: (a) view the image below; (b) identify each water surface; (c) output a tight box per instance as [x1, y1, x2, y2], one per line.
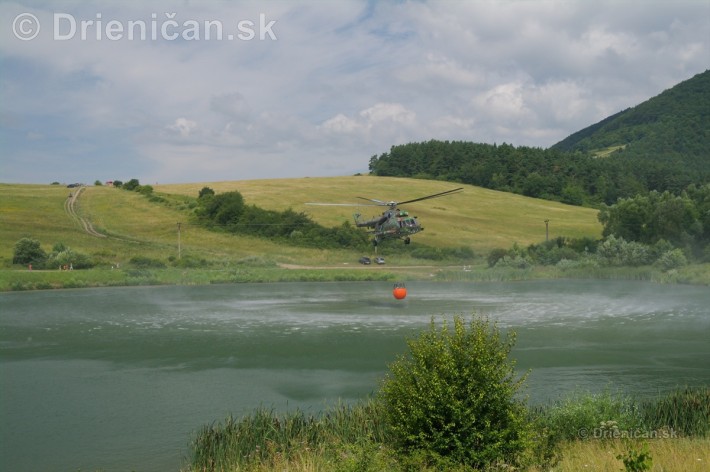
[1, 280, 708, 471]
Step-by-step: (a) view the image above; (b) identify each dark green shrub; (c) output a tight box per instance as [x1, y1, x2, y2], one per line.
[12, 237, 47, 267]
[653, 248, 688, 271]
[47, 248, 94, 269]
[487, 247, 509, 267]
[198, 186, 215, 199]
[123, 178, 140, 191]
[379, 315, 532, 468]
[617, 443, 653, 471]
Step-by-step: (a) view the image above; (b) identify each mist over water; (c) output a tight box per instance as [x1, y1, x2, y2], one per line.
[1, 280, 709, 471]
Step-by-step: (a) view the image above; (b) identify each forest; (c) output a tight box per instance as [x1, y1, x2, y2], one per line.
[367, 71, 710, 263]
[368, 70, 709, 206]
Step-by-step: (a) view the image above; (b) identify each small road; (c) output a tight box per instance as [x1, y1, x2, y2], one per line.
[64, 187, 106, 238]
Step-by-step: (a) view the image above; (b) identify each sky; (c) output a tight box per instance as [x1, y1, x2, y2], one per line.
[1, 1, 708, 185]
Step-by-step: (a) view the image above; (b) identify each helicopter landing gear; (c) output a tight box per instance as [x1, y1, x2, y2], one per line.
[404, 237, 411, 245]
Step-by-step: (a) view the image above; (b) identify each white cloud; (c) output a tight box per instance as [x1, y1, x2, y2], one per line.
[166, 118, 197, 138]
[1, 0, 708, 183]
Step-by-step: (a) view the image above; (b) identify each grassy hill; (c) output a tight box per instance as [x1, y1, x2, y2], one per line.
[1, 177, 601, 269]
[368, 71, 709, 204]
[552, 70, 710, 171]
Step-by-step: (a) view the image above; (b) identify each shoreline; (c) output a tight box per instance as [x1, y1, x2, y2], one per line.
[2, 262, 709, 292]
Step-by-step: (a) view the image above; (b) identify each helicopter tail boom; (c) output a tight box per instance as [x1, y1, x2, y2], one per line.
[353, 213, 387, 228]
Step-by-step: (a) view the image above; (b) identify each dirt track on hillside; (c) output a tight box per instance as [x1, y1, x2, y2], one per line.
[64, 187, 106, 238]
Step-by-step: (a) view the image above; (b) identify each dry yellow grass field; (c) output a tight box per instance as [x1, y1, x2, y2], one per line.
[156, 175, 602, 252]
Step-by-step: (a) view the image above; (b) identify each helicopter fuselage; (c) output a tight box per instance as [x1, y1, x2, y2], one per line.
[307, 187, 462, 246]
[354, 208, 421, 244]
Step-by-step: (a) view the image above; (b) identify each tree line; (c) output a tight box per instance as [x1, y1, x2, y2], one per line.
[368, 140, 707, 206]
[486, 184, 710, 269]
[194, 187, 370, 250]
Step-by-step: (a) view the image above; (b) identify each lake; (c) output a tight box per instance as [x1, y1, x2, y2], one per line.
[1, 280, 709, 471]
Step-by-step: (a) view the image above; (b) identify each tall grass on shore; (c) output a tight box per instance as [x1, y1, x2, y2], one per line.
[189, 400, 388, 472]
[532, 387, 710, 442]
[187, 387, 710, 471]
[642, 387, 710, 438]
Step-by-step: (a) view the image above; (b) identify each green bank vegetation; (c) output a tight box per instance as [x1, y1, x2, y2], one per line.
[0, 177, 603, 290]
[185, 315, 710, 471]
[3, 178, 710, 291]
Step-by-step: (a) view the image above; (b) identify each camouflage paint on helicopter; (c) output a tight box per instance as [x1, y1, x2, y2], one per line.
[308, 187, 463, 245]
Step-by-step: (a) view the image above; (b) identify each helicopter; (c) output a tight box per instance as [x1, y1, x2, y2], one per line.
[307, 187, 463, 245]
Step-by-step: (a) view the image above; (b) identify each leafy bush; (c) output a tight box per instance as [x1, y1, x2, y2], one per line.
[618, 443, 653, 472]
[528, 239, 580, 266]
[198, 191, 245, 226]
[47, 248, 94, 269]
[12, 237, 47, 267]
[487, 248, 509, 267]
[379, 315, 532, 468]
[122, 178, 140, 191]
[654, 248, 688, 271]
[495, 254, 532, 269]
[556, 257, 600, 270]
[597, 235, 651, 266]
[195, 190, 370, 250]
[198, 186, 215, 199]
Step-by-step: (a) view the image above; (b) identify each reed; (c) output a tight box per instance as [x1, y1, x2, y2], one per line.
[187, 386, 710, 471]
[188, 399, 389, 471]
[641, 387, 710, 438]
[530, 388, 645, 442]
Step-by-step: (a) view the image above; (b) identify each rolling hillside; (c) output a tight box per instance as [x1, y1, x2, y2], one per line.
[368, 71, 709, 204]
[552, 70, 710, 169]
[1, 177, 601, 267]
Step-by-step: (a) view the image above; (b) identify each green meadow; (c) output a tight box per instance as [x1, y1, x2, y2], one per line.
[156, 175, 602, 251]
[2, 176, 708, 290]
[1, 176, 601, 263]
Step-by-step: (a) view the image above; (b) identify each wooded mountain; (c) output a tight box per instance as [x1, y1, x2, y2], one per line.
[368, 70, 709, 206]
[551, 70, 709, 169]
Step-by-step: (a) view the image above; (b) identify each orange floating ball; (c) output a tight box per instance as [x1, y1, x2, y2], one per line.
[392, 283, 407, 300]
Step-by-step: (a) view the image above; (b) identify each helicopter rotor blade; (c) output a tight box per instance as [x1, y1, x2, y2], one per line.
[395, 187, 464, 206]
[356, 197, 389, 205]
[306, 187, 463, 208]
[305, 202, 381, 207]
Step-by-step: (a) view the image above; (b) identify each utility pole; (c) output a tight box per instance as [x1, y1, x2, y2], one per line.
[544, 219, 550, 242]
[177, 222, 182, 259]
